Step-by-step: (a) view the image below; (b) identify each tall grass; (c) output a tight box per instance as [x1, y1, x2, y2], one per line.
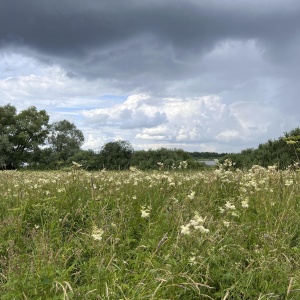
[1, 163, 300, 299]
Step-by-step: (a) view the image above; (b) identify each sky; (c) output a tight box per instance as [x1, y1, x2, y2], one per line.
[1, 0, 300, 153]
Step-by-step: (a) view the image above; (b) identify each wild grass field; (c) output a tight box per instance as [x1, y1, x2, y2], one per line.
[1, 161, 300, 299]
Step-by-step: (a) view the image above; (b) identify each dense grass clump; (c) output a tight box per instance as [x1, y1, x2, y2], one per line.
[1, 163, 300, 299]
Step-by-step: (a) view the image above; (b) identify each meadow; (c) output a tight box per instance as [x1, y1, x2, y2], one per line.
[1, 161, 300, 299]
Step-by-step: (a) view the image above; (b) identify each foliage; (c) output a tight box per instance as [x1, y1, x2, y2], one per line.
[99, 140, 134, 170]
[222, 127, 300, 170]
[132, 148, 205, 170]
[66, 149, 99, 170]
[189, 151, 227, 159]
[47, 120, 84, 162]
[1, 167, 300, 299]
[0, 104, 49, 169]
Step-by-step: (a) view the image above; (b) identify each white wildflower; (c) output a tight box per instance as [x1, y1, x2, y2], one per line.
[190, 212, 205, 228]
[241, 200, 249, 208]
[187, 191, 195, 200]
[223, 221, 230, 228]
[180, 224, 191, 235]
[141, 206, 151, 218]
[198, 225, 209, 234]
[225, 201, 236, 210]
[91, 226, 104, 241]
[72, 161, 82, 168]
[188, 256, 197, 265]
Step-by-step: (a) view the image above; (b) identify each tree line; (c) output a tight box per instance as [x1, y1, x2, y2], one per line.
[3, 104, 298, 171]
[221, 128, 300, 170]
[0, 104, 208, 171]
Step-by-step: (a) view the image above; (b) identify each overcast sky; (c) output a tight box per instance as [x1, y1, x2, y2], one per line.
[1, 0, 300, 153]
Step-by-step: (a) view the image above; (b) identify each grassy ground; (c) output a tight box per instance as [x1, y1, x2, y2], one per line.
[1, 162, 300, 299]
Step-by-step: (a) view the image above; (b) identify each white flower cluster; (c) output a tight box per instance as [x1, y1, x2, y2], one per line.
[91, 226, 104, 241]
[180, 212, 209, 235]
[178, 161, 188, 169]
[187, 190, 195, 200]
[141, 205, 151, 218]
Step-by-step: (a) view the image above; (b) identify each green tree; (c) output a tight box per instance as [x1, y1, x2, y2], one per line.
[131, 148, 204, 170]
[221, 127, 300, 170]
[99, 140, 133, 170]
[0, 104, 49, 169]
[67, 149, 99, 170]
[47, 120, 84, 163]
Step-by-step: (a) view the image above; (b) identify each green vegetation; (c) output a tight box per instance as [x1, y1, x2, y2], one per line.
[222, 128, 300, 170]
[2, 105, 300, 298]
[190, 151, 226, 160]
[0, 104, 210, 171]
[1, 164, 300, 299]
[3, 104, 300, 172]
[132, 148, 206, 170]
[0, 104, 49, 169]
[99, 140, 134, 170]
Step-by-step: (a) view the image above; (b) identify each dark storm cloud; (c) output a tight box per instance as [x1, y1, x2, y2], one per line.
[1, 0, 300, 69]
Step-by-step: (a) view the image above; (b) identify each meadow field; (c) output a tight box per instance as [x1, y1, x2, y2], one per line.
[1, 161, 300, 299]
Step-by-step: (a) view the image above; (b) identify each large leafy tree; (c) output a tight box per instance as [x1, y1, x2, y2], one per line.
[0, 104, 49, 169]
[47, 120, 84, 162]
[99, 140, 133, 170]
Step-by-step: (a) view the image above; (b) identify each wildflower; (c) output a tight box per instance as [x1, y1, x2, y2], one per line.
[225, 201, 236, 210]
[188, 256, 197, 265]
[286, 140, 297, 145]
[190, 212, 205, 228]
[187, 191, 195, 200]
[72, 161, 83, 168]
[241, 199, 249, 208]
[179, 161, 188, 169]
[198, 225, 210, 233]
[141, 206, 151, 218]
[157, 162, 164, 170]
[180, 224, 191, 235]
[130, 166, 139, 172]
[91, 226, 104, 241]
[223, 221, 230, 228]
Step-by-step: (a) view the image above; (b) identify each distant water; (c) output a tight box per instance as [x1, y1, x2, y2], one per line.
[200, 160, 217, 166]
